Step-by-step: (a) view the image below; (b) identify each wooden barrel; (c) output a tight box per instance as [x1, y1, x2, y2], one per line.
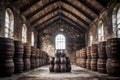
[76, 50, 80, 58]
[81, 48, 87, 59]
[86, 59, 91, 69]
[80, 58, 86, 68]
[50, 57, 54, 64]
[49, 64, 54, 72]
[66, 64, 71, 72]
[36, 49, 40, 68]
[54, 57, 60, 64]
[14, 58, 23, 73]
[60, 57, 66, 64]
[60, 64, 66, 72]
[79, 50, 82, 58]
[14, 40, 24, 73]
[23, 43, 31, 58]
[0, 37, 14, 76]
[23, 43, 31, 71]
[14, 40, 24, 58]
[0, 59, 14, 77]
[23, 59, 31, 71]
[91, 59, 97, 71]
[106, 38, 120, 58]
[54, 64, 60, 72]
[66, 57, 70, 64]
[86, 46, 91, 59]
[31, 46, 36, 69]
[106, 58, 120, 76]
[91, 44, 98, 59]
[76, 58, 80, 66]
[97, 59, 106, 73]
[98, 41, 107, 59]
[0, 37, 14, 58]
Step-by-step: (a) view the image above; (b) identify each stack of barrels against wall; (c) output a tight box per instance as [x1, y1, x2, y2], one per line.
[106, 38, 120, 76]
[76, 50, 80, 66]
[75, 38, 120, 77]
[0, 37, 49, 77]
[49, 52, 71, 72]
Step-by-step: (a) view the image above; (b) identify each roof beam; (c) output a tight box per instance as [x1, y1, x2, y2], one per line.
[37, 16, 85, 33]
[24, 0, 59, 19]
[36, 13, 86, 32]
[20, 0, 40, 13]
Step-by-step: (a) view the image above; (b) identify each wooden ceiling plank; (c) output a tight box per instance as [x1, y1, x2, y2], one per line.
[87, 0, 104, 11]
[30, 1, 59, 23]
[62, 2, 91, 24]
[33, 10, 59, 27]
[24, 0, 59, 19]
[61, 10, 89, 30]
[62, 0, 96, 21]
[78, 0, 100, 14]
[20, 0, 40, 13]
[37, 16, 60, 30]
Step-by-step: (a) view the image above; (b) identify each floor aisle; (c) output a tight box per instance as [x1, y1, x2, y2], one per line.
[0, 65, 120, 80]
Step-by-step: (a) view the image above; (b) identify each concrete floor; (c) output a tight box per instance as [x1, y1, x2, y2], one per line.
[0, 65, 120, 80]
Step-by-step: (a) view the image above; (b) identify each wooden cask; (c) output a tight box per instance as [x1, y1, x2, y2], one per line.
[86, 59, 91, 69]
[87, 46, 91, 59]
[91, 44, 98, 59]
[91, 59, 97, 71]
[14, 40, 24, 73]
[0, 37, 14, 76]
[98, 41, 107, 59]
[106, 58, 120, 76]
[97, 59, 106, 73]
[23, 43, 31, 71]
[106, 38, 120, 58]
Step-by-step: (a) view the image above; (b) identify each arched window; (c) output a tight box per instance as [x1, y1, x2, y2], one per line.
[5, 8, 14, 39]
[31, 32, 34, 46]
[90, 35, 93, 46]
[22, 24, 27, 43]
[112, 5, 120, 38]
[55, 34, 65, 50]
[117, 8, 120, 37]
[98, 21, 104, 42]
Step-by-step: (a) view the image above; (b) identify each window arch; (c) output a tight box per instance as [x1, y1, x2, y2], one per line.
[5, 8, 14, 39]
[112, 4, 120, 38]
[55, 34, 65, 50]
[98, 21, 104, 42]
[90, 35, 93, 46]
[31, 32, 34, 46]
[22, 24, 27, 43]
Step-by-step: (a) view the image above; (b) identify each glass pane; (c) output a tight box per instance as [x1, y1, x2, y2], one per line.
[55, 34, 65, 49]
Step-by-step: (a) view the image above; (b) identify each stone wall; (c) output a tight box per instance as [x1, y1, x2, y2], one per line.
[38, 21, 85, 64]
[86, 1, 119, 47]
[0, 0, 34, 45]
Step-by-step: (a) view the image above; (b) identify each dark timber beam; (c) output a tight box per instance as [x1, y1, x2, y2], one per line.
[37, 17, 85, 33]
[25, 0, 59, 19]
[35, 15, 60, 30]
[78, 0, 100, 15]
[31, 7, 59, 25]
[61, 0, 94, 21]
[36, 13, 86, 32]
[20, 0, 40, 13]
[32, 8, 89, 30]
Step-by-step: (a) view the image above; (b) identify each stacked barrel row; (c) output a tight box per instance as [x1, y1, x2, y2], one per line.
[49, 52, 71, 72]
[106, 38, 120, 76]
[76, 38, 120, 77]
[0, 37, 48, 77]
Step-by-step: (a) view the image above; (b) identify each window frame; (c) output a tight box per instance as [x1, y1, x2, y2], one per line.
[4, 8, 14, 39]
[55, 34, 66, 50]
[22, 24, 27, 43]
[98, 21, 104, 42]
